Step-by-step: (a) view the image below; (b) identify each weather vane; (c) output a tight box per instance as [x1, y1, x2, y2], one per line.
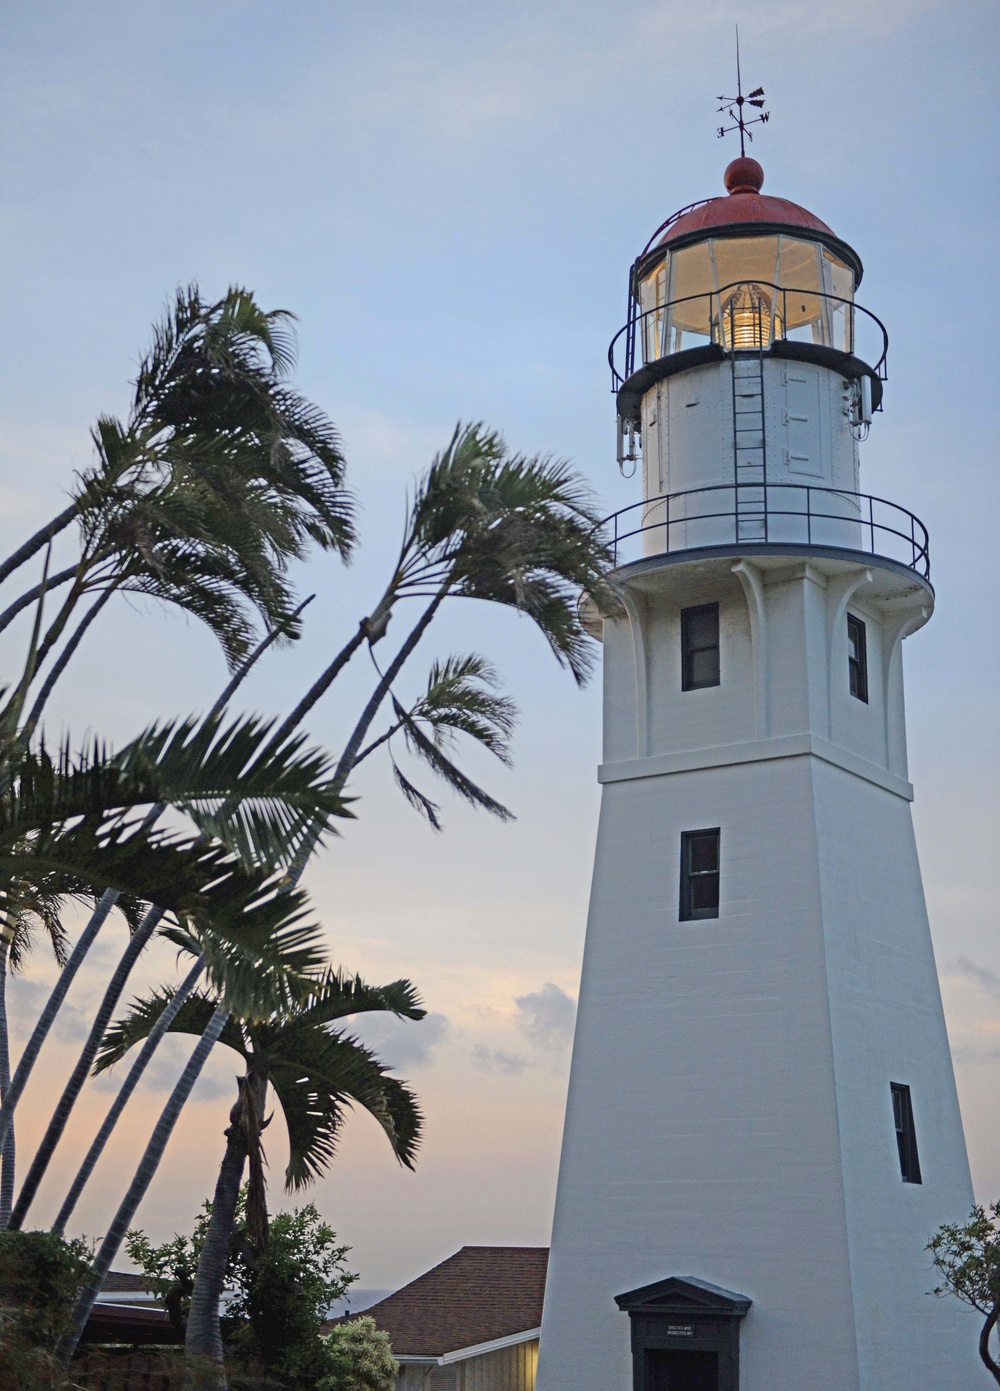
[717, 27, 769, 157]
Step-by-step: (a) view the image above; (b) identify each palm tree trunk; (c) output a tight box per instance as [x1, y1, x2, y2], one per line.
[0, 604, 298, 1187]
[29, 571, 87, 681]
[184, 1088, 251, 1369]
[0, 504, 78, 588]
[332, 589, 447, 793]
[52, 955, 206, 1236]
[57, 1002, 230, 1367]
[0, 885, 122, 1167]
[0, 565, 78, 637]
[265, 622, 367, 750]
[7, 901, 167, 1229]
[0, 942, 14, 1225]
[22, 586, 118, 738]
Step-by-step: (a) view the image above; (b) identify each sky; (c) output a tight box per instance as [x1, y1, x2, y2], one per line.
[1, 0, 998, 1293]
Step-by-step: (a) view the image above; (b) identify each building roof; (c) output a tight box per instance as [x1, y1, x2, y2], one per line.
[650, 157, 836, 253]
[81, 1303, 179, 1347]
[99, 1271, 154, 1296]
[360, 1246, 548, 1358]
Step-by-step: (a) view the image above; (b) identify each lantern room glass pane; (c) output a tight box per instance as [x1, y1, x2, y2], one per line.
[710, 236, 780, 296]
[639, 260, 668, 364]
[632, 234, 856, 365]
[667, 242, 715, 347]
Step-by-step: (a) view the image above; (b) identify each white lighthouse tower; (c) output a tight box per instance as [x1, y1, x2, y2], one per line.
[536, 135, 980, 1389]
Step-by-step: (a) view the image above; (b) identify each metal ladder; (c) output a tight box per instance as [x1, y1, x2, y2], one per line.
[731, 352, 767, 541]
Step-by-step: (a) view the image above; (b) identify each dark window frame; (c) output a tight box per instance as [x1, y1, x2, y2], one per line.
[681, 603, 721, 692]
[890, 1082, 922, 1184]
[679, 828, 721, 922]
[847, 612, 869, 703]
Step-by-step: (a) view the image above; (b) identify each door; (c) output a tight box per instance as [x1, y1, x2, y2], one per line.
[646, 1349, 719, 1391]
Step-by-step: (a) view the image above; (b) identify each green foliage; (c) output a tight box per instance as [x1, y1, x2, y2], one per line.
[0, 1229, 93, 1344]
[929, 1202, 1000, 1381]
[128, 1197, 356, 1387]
[70, 284, 355, 667]
[227, 1207, 354, 1386]
[929, 1202, 1000, 1315]
[320, 1316, 398, 1391]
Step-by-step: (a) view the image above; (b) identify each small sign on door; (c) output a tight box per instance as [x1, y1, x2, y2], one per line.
[666, 1324, 695, 1337]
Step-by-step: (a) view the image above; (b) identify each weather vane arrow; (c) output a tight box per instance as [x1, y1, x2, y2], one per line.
[717, 27, 770, 157]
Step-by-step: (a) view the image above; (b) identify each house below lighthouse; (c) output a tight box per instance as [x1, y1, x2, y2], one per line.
[535, 145, 980, 1390]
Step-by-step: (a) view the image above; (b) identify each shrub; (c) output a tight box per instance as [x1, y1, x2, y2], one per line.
[320, 1317, 398, 1391]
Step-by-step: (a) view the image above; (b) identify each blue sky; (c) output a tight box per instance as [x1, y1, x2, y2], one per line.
[1, 0, 998, 1290]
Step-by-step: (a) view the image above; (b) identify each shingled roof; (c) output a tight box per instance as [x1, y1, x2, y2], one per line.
[362, 1246, 548, 1358]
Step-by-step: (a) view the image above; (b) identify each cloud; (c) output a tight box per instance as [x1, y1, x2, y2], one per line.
[514, 982, 575, 1050]
[91, 1037, 237, 1104]
[941, 955, 1000, 1003]
[6, 977, 93, 1045]
[472, 1044, 528, 1076]
[346, 1012, 450, 1071]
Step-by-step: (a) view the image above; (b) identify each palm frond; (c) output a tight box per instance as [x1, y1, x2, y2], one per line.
[269, 1030, 423, 1188]
[407, 653, 517, 763]
[393, 423, 613, 686]
[390, 759, 442, 832]
[94, 987, 247, 1072]
[393, 698, 513, 822]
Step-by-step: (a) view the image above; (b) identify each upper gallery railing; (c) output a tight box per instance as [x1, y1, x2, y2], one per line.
[608, 281, 889, 391]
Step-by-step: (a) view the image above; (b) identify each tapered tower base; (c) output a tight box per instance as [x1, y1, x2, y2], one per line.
[537, 552, 977, 1390]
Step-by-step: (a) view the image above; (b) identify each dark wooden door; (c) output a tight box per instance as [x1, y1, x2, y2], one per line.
[646, 1349, 719, 1391]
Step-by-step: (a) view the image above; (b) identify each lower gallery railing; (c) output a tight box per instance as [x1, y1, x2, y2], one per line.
[605, 484, 929, 579]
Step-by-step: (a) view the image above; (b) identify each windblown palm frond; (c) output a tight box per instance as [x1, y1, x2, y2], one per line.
[98, 970, 425, 1190]
[0, 712, 347, 979]
[405, 655, 517, 760]
[393, 424, 613, 685]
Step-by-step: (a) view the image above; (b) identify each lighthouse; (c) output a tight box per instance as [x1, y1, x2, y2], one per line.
[535, 137, 980, 1388]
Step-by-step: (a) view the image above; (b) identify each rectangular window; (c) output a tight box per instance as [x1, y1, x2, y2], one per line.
[680, 829, 720, 921]
[681, 603, 720, 691]
[847, 613, 868, 703]
[890, 1083, 922, 1184]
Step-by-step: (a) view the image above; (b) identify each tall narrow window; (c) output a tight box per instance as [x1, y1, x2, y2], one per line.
[847, 613, 868, 703]
[890, 1083, 922, 1184]
[680, 829, 720, 921]
[681, 603, 720, 691]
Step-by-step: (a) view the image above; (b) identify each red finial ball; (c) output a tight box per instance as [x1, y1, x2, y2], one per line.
[724, 157, 764, 195]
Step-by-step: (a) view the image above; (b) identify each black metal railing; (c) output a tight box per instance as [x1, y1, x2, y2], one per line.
[609, 281, 889, 390]
[605, 483, 929, 578]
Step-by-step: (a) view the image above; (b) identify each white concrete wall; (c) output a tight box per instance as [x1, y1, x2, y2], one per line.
[537, 558, 977, 1391]
[638, 358, 861, 557]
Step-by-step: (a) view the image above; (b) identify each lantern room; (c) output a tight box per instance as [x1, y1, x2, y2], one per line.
[605, 157, 918, 571]
[609, 156, 889, 467]
[633, 158, 860, 359]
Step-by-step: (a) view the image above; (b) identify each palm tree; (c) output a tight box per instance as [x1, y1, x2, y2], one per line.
[268, 423, 613, 779]
[0, 605, 303, 1214]
[0, 708, 349, 1188]
[57, 968, 422, 1368]
[2, 287, 354, 742]
[94, 971, 424, 1373]
[0, 284, 354, 1208]
[49, 421, 610, 1362]
[0, 889, 71, 1224]
[1, 284, 352, 596]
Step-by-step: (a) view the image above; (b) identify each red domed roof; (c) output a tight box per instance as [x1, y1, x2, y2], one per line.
[653, 158, 835, 250]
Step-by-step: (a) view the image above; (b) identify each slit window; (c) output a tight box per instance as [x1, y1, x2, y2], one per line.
[681, 603, 720, 691]
[890, 1083, 922, 1184]
[847, 613, 868, 703]
[680, 829, 720, 921]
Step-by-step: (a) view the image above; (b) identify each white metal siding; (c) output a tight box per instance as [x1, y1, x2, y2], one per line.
[456, 1339, 538, 1391]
